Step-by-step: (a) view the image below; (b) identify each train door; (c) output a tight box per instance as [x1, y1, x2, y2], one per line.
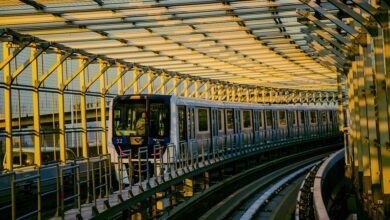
[265, 109, 273, 141]
[253, 110, 260, 144]
[234, 109, 242, 146]
[211, 108, 219, 151]
[272, 110, 278, 141]
[186, 106, 196, 153]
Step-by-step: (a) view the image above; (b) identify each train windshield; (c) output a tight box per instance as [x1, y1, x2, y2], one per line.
[113, 99, 169, 137]
[113, 100, 146, 137]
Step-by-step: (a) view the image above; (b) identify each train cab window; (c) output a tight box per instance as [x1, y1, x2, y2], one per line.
[218, 110, 224, 131]
[178, 106, 186, 140]
[258, 111, 263, 128]
[198, 108, 209, 132]
[266, 110, 272, 127]
[310, 111, 317, 124]
[321, 111, 327, 123]
[300, 111, 305, 125]
[113, 100, 146, 136]
[226, 109, 234, 130]
[242, 110, 252, 128]
[279, 110, 287, 126]
[114, 109, 121, 129]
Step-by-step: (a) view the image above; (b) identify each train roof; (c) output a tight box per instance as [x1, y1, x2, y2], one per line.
[114, 94, 336, 110]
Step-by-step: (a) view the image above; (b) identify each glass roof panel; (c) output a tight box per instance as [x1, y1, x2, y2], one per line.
[0, 0, 340, 91]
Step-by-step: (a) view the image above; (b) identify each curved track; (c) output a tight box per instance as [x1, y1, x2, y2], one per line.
[165, 143, 341, 220]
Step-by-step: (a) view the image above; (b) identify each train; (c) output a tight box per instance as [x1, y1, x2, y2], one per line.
[108, 94, 339, 167]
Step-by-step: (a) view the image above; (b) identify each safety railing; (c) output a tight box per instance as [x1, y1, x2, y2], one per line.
[59, 163, 81, 218]
[135, 147, 150, 192]
[118, 149, 132, 195]
[89, 154, 112, 209]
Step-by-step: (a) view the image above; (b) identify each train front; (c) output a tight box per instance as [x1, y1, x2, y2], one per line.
[112, 95, 171, 157]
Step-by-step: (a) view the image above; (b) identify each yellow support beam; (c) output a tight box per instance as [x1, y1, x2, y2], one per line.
[57, 54, 66, 163]
[3, 42, 12, 171]
[121, 67, 144, 95]
[103, 65, 127, 95]
[80, 59, 88, 158]
[100, 63, 107, 154]
[153, 74, 170, 95]
[133, 66, 139, 94]
[32, 47, 41, 166]
[373, 26, 389, 204]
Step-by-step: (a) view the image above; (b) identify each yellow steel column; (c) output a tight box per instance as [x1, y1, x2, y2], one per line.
[3, 42, 12, 171]
[373, 26, 389, 204]
[232, 86, 236, 102]
[147, 70, 153, 94]
[226, 86, 230, 102]
[57, 54, 66, 163]
[357, 44, 371, 195]
[133, 66, 139, 94]
[362, 35, 380, 204]
[352, 59, 363, 186]
[161, 74, 166, 95]
[184, 78, 189, 97]
[117, 66, 124, 95]
[347, 68, 355, 172]
[254, 88, 259, 103]
[211, 83, 216, 100]
[100, 63, 107, 154]
[32, 47, 42, 166]
[194, 80, 199, 98]
[204, 82, 209, 99]
[246, 87, 250, 103]
[80, 59, 88, 157]
[381, 10, 390, 210]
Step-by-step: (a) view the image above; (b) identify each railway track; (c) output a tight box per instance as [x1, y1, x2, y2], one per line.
[165, 143, 341, 220]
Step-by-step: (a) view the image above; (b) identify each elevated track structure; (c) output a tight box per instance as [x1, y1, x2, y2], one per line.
[0, 0, 389, 219]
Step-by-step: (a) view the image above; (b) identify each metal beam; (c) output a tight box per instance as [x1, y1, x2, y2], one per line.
[103, 66, 128, 95]
[38, 52, 72, 87]
[11, 44, 49, 82]
[31, 47, 41, 166]
[0, 41, 31, 71]
[83, 62, 112, 92]
[57, 53, 66, 163]
[299, 0, 359, 37]
[121, 67, 144, 95]
[2, 42, 13, 171]
[62, 57, 96, 89]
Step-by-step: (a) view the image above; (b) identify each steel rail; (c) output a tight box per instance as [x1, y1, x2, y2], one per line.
[163, 142, 342, 220]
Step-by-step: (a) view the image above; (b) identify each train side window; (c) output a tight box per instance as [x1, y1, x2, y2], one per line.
[178, 106, 186, 141]
[279, 110, 287, 126]
[292, 111, 297, 126]
[258, 111, 263, 128]
[198, 108, 209, 132]
[310, 111, 317, 124]
[266, 110, 272, 127]
[300, 111, 305, 125]
[242, 110, 252, 128]
[226, 109, 234, 130]
[218, 110, 224, 131]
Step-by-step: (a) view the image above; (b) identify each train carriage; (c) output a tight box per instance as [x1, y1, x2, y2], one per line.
[108, 94, 339, 177]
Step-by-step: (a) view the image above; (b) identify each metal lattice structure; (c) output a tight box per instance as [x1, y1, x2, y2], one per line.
[0, 0, 390, 218]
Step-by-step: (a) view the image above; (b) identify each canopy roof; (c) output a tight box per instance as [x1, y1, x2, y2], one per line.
[0, 0, 343, 91]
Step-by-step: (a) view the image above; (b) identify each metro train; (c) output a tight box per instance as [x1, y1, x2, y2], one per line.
[108, 94, 339, 164]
